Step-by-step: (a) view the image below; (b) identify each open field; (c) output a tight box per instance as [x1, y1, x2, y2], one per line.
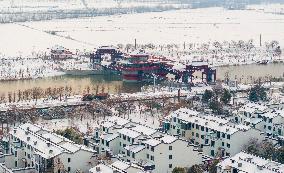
[0, 7, 284, 58]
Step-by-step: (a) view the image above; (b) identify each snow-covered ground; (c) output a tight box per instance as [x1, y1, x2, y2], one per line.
[1, 7, 284, 57]
[0, 0, 181, 12]
[23, 7, 284, 47]
[247, 3, 284, 14]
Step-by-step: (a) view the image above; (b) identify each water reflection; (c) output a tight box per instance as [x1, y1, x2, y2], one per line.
[0, 63, 283, 96]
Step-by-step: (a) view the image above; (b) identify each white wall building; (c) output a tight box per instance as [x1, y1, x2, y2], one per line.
[1, 123, 96, 173]
[89, 160, 146, 173]
[164, 108, 265, 157]
[91, 116, 206, 173]
[235, 102, 284, 145]
[217, 151, 284, 173]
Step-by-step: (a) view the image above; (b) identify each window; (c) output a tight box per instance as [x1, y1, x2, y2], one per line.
[206, 128, 209, 132]
[227, 135, 230, 140]
[28, 154, 30, 159]
[150, 155, 154, 161]
[123, 135, 126, 140]
[132, 153, 135, 158]
[151, 146, 154, 152]
[205, 139, 209, 144]
[169, 146, 172, 150]
[173, 117, 176, 122]
[217, 132, 220, 138]
[169, 164, 172, 168]
[196, 133, 199, 138]
[196, 124, 199, 130]
[68, 158, 71, 163]
[127, 151, 130, 156]
[211, 141, 215, 147]
[211, 150, 214, 157]
[222, 142, 224, 146]
[227, 143, 230, 148]
[15, 151, 17, 157]
[169, 155, 172, 159]
[68, 167, 71, 172]
[201, 135, 204, 139]
[264, 117, 267, 122]
[147, 154, 149, 159]
[15, 161, 17, 167]
[268, 126, 272, 130]
[222, 133, 225, 138]
[264, 125, 267, 129]
[201, 126, 204, 131]
[269, 118, 272, 123]
[192, 132, 194, 136]
[127, 137, 130, 142]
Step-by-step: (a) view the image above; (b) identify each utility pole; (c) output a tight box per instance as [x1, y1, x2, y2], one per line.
[153, 74, 156, 93]
[134, 38, 137, 49]
[260, 34, 262, 47]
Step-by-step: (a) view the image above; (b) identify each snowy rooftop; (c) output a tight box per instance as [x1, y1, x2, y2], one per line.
[131, 125, 157, 136]
[124, 145, 145, 153]
[89, 164, 113, 173]
[240, 102, 269, 113]
[10, 123, 94, 159]
[143, 138, 161, 147]
[171, 109, 250, 135]
[117, 128, 141, 139]
[218, 152, 284, 173]
[100, 133, 119, 142]
[160, 135, 177, 144]
[111, 161, 130, 171]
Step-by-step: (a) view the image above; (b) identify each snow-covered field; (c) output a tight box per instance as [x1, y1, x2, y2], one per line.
[1, 7, 284, 58]
[0, 0, 180, 12]
[24, 7, 284, 47]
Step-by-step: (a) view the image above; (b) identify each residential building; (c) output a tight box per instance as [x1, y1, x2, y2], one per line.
[164, 108, 265, 157]
[217, 151, 284, 173]
[1, 123, 96, 173]
[89, 160, 146, 173]
[92, 116, 206, 173]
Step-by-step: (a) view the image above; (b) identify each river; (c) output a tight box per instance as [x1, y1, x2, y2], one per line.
[0, 63, 283, 97]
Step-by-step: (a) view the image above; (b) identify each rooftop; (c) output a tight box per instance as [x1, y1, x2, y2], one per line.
[218, 152, 284, 173]
[170, 109, 250, 135]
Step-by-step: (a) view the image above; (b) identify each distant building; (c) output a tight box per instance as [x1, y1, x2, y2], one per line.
[50, 45, 73, 59]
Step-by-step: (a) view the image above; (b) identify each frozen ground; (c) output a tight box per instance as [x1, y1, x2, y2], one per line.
[0, 0, 180, 12]
[0, 7, 284, 58]
[23, 7, 284, 47]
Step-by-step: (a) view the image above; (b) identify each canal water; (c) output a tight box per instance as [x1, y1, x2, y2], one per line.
[0, 63, 283, 96]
